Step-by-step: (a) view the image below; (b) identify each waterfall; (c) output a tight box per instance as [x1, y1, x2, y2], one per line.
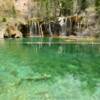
[35, 22, 38, 35]
[29, 21, 43, 37]
[39, 24, 44, 37]
[29, 22, 34, 36]
[48, 22, 53, 36]
[58, 17, 67, 36]
[20, 15, 87, 37]
[37, 22, 40, 35]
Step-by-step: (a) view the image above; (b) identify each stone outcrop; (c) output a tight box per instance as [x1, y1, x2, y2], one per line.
[4, 24, 22, 38]
[80, 7, 100, 37]
[0, 23, 6, 39]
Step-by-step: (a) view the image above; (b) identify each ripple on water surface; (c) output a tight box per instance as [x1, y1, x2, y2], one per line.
[0, 38, 100, 100]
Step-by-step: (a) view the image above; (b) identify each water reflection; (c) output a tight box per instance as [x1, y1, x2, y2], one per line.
[0, 37, 100, 100]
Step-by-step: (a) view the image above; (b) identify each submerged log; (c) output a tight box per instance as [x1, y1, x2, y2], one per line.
[23, 74, 51, 81]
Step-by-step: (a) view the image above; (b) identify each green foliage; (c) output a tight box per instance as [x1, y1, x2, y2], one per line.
[60, 0, 73, 16]
[0, 0, 100, 18]
[2, 17, 6, 22]
[32, 0, 73, 17]
[95, 0, 100, 14]
[79, 0, 88, 11]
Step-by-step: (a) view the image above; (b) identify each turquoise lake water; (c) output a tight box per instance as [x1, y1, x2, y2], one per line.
[0, 37, 100, 100]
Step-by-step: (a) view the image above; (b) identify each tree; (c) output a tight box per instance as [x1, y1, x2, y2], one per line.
[95, 0, 100, 14]
[79, 0, 88, 11]
[59, 0, 73, 16]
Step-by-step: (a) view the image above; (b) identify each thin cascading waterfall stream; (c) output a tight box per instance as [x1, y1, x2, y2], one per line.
[27, 24, 30, 36]
[30, 22, 37, 37]
[37, 22, 40, 36]
[34, 22, 37, 35]
[66, 17, 69, 35]
[39, 24, 44, 37]
[48, 22, 53, 36]
[62, 19, 67, 36]
[33, 22, 36, 36]
[29, 24, 32, 36]
[37, 22, 43, 37]
[31, 22, 38, 36]
[59, 17, 67, 36]
[36, 22, 39, 36]
[29, 21, 34, 37]
[70, 17, 72, 35]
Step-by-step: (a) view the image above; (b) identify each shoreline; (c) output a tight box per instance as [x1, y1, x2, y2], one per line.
[0, 36, 99, 44]
[0, 35, 98, 40]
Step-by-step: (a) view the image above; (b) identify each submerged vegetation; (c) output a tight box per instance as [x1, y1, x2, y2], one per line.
[95, 0, 100, 14]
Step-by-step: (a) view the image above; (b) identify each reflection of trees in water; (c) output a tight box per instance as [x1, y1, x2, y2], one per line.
[6, 38, 100, 94]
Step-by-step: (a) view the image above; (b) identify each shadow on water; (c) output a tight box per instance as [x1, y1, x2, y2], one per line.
[0, 37, 100, 100]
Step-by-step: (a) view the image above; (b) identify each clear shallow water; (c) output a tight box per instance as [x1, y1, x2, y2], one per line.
[0, 37, 100, 100]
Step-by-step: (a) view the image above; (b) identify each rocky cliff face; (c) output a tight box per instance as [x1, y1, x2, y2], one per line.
[14, 0, 29, 15]
[0, 0, 38, 18]
[0, 0, 99, 38]
[14, 0, 42, 18]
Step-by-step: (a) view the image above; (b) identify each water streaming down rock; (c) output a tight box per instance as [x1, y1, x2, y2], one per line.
[48, 22, 53, 36]
[29, 21, 33, 36]
[48, 21, 62, 36]
[19, 16, 86, 37]
[28, 17, 78, 37]
[58, 17, 67, 36]
[58, 16, 82, 36]
[1, 0, 99, 39]
[33, 22, 36, 36]
[29, 21, 41, 37]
